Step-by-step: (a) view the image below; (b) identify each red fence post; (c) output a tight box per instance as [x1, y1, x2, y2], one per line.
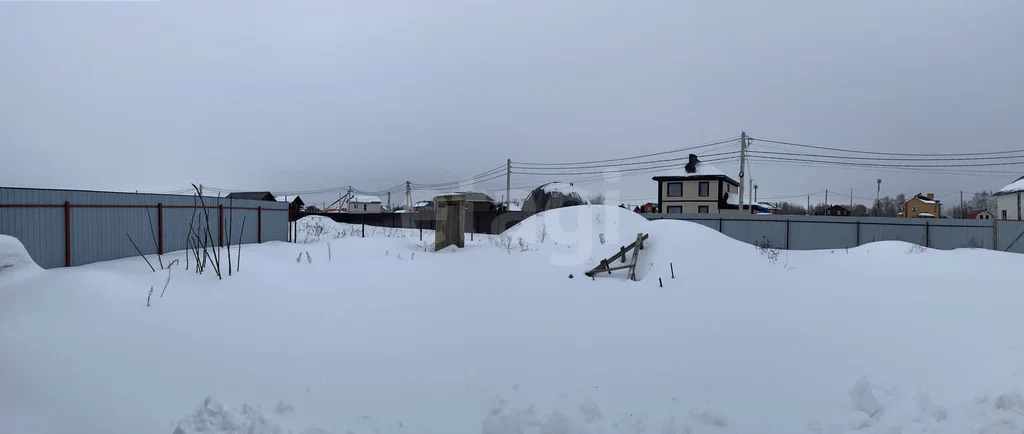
[64, 201, 71, 267]
[218, 204, 224, 247]
[257, 206, 262, 244]
[157, 203, 164, 255]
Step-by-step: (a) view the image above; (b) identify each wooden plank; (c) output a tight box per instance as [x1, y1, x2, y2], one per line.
[585, 233, 650, 279]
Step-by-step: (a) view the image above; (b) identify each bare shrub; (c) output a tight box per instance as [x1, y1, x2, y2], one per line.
[755, 236, 780, 264]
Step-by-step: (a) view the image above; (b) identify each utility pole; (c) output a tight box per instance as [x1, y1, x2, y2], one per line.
[506, 158, 511, 211]
[405, 181, 412, 210]
[876, 179, 882, 216]
[748, 179, 754, 212]
[754, 184, 758, 202]
[346, 187, 353, 212]
[387, 191, 391, 210]
[825, 189, 829, 208]
[738, 132, 748, 212]
[807, 194, 811, 215]
[850, 188, 854, 211]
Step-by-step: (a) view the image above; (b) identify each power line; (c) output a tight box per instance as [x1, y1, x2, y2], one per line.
[748, 149, 1024, 162]
[752, 137, 1024, 157]
[749, 155, 1024, 169]
[511, 151, 738, 172]
[513, 155, 740, 176]
[513, 137, 739, 166]
[410, 164, 507, 189]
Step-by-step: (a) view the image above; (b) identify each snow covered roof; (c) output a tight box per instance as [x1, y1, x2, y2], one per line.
[434, 192, 495, 202]
[996, 176, 1024, 195]
[506, 202, 522, 211]
[917, 213, 936, 217]
[351, 195, 381, 203]
[725, 192, 739, 206]
[413, 201, 432, 207]
[652, 155, 738, 185]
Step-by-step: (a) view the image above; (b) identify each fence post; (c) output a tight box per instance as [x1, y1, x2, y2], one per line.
[257, 206, 263, 244]
[718, 218, 723, 232]
[64, 201, 71, 267]
[855, 220, 860, 246]
[157, 203, 164, 255]
[994, 220, 999, 250]
[785, 219, 790, 249]
[218, 204, 224, 247]
[925, 221, 930, 248]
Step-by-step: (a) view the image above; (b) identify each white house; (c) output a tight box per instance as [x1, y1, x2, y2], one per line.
[995, 177, 1024, 220]
[347, 195, 382, 214]
[652, 154, 750, 214]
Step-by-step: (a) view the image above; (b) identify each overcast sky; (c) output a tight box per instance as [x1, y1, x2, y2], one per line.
[2, 0, 1022, 208]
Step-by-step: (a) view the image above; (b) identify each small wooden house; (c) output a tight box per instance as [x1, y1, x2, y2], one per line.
[824, 205, 851, 217]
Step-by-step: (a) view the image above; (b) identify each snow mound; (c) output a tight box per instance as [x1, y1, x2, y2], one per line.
[501, 205, 759, 278]
[0, 235, 41, 283]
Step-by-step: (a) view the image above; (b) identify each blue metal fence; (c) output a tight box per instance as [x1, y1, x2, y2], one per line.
[0, 187, 289, 269]
[646, 213, 1024, 253]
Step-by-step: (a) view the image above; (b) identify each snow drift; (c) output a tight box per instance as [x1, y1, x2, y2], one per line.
[4, 206, 1024, 433]
[0, 234, 41, 284]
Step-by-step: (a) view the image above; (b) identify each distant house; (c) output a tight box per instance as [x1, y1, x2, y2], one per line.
[275, 195, 305, 211]
[412, 201, 434, 213]
[348, 195, 382, 214]
[225, 192, 275, 201]
[434, 191, 496, 212]
[965, 210, 994, 220]
[652, 154, 752, 214]
[899, 193, 941, 218]
[640, 202, 659, 213]
[824, 205, 851, 217]
[995, 177, 1024, 220]
[755, 202, 781, 215]
[461, 192, 496, 212]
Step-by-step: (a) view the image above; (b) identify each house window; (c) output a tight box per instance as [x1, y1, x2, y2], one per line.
[667, 206, 682, 214]
[912, 206, 918, 212]
[698, 182, 710, 197]
[667, 183, 683, 197]
[1003, 210, 1008, 219]
[698, 206, 709, 214]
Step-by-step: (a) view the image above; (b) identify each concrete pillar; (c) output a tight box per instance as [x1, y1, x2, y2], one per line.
[434, 194, 466, 251]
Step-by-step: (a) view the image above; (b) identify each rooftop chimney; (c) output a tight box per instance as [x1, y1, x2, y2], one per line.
[684, 154, 699, 173]
[927, 193, 934, 200]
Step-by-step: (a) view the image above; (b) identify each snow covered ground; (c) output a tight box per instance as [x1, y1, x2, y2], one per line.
[2, 205, 1024, 434]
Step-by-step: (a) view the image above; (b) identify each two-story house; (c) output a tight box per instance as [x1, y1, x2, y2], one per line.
[652, 154, 749, 214]
[995, 176, 1024, 220]
[348, 195, 382, 214]
[898, 193, 941, 218]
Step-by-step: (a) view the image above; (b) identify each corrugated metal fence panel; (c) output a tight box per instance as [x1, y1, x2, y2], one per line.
[649, 216, 719, 231]
[788, 219, 858, 249]
[855, 218, 926, 246]
[644, 213, 1009, 252]
[0, 188, 67, 269]
[927, 219, 994, 250]
[996, 220, 1024, 253]
[722, 217, 788, 249]
[0, 187, 289, 268]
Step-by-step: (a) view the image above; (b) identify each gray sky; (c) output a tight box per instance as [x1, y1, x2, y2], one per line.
[2, 0, 1022, 208]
